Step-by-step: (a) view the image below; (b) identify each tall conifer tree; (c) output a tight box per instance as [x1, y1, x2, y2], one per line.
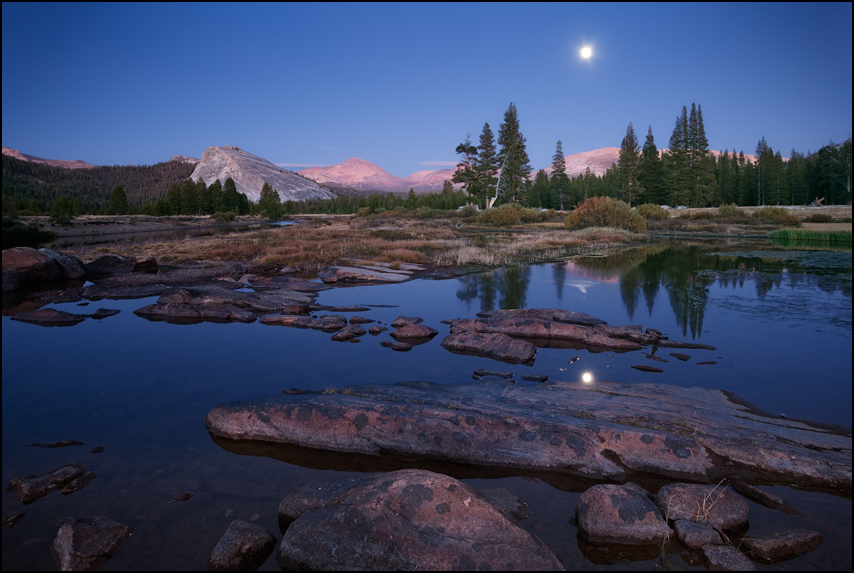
[550, 140, 570, 209]
[638, 126, 663, 204]
[617, 122, 642, 206]
[472, 123, 499, 208]
[497, 103, 531, 203]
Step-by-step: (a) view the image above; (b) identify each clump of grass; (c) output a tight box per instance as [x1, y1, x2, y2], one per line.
[804, 213, 833, 223]
[768, 228, 852, 246]
[752, 206, 801, 227]
[717, 203, 746, 218]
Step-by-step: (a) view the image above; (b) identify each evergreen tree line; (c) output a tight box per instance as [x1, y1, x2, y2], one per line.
[1, 155, 195, 215]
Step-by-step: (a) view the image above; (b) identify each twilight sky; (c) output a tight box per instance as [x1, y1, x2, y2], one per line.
[2, 3, 851, 177]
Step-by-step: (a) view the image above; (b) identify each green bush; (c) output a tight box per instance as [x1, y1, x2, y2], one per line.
[211, 211, 236, 222]
[717, 203, 746, 218]
[415, 206, 438, 219]
[453, 205, 479, 219]
[355, 207, 372, 217]
[565, 196, 646, 233]
[477, 204, 522, 226]
[635, 203, 669, 221]
[519, 207, 542, 223]
[805, 213, 832, 223]
[751, 206, 789, 220]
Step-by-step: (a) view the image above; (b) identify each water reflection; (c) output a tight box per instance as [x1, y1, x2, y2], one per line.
[456, 242, 852, 339]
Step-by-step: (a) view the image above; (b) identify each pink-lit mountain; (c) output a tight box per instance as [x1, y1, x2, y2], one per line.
[298, 158, 460, 193]
[2, 146, 98, 169]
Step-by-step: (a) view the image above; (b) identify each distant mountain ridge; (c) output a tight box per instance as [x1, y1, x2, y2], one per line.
[2, 146, 98, 169]
[189, 146, 335, 203]
[298, 158, 460, 193]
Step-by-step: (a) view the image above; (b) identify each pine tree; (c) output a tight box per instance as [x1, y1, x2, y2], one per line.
[530, 170, 550, 208]
[110, 186, 128, 215]
[755, 137, 770, 205]
[472, 123, 499, 208]
[665, 108, 689, 205]
[550, 140, 569, 209]
[693, 105, 717, 206]
[497, 103, 532, 203]
[181, 179, 197, 215]
[258, 182, 282, 218]
[223, 177, 240, 213]
[637, 126, 663, 204]
[617, 122, 642, 206]
[452, 133, 479, 202]
[167, 182, 182, 215]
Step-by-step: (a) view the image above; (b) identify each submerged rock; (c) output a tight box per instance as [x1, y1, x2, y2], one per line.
[388, 323, 438, 340]
[330, 324, 366, 341]
[51, 516, 134, 571]
[631, 364, 664, 373]
[391, 315, 423, 327]
[83, 284, 166, 301]
[276, 469, 564, 571]
[576, 483, 672, 545]
[318, 266, 410, 284]
[449, 317, 642, 351]
[6, 462, 88, 503]
[11, 308, 85, 327]
[206, 520, 277, 571]
[702, 544, 756, 571]
[206, 379, 851, 487]
[476, 308, 606, 326]
[741, 529, 824, 561]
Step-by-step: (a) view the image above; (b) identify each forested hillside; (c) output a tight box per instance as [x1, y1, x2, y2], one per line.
[1, 155, 195, 215]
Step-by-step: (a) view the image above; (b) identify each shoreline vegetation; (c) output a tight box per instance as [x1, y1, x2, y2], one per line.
[7, 203, 848, 271]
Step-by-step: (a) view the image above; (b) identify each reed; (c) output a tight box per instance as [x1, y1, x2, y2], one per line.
[768, 228, 852, 246]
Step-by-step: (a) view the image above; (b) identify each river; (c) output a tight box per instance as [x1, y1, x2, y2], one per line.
[2, 240, 851, 570]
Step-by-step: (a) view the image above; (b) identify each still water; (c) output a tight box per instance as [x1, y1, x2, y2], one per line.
[2, 241, 851, 570]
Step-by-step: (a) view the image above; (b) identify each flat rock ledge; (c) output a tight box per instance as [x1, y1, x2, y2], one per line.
[276, 469, 564, 571]
[205, 379, 851, 487]
[318, 265, 410, 284]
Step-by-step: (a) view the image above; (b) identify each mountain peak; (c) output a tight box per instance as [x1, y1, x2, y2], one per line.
[189, 146, 335, 202]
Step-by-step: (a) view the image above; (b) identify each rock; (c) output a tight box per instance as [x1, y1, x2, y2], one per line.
[740, 529, 823, 561]
[260, 315, 345, 332]
[318, 265, 410, 284]
[644, 353, 668, 362]
[309, 305, 372, 312]
[657, 339, 717, 350]
[39, 249, 87, 280]
[478, 487, 532, 521]
[697, 361, 718, 365]
[11, 308, 85, 326]
[631, 364, 664, 372]
[729, 481, 806, 516]
[656, 483, 749, 531]
[388, 323, 438, 340]
[348, 316, 374, 324]
[205, 519, 277, 571]
[522, 374, 549, 382]
[276, 469, 564, 571]
[88, 308, 120, 320]
[391, 315, 423, 327]
[205, 379, 852, 487]
[449, 317, 643, 351]
[389, 342, 412, 351]
[473, 369, 514, 379]
[134, 303, 256, 324]
[368, 325, 388, 335]
[670, 353, 691, 361]
[6, 462, 88, 503]
[702, 544, 755, 571]
[576, 482, 672, 545]
[442, 332, 537, 364]
[3, 513, 25, 528]
[83, 284, 166, 300]
[51, 516, 134, 571]
[330, 324, 366, 341]
[84, 254, 156, 275]
[673, 519, 723, 549]
[61, 472, 97, 495]
[476, 308, 607, 326]
[2, 247, 61, 291]
[90, 446, 105, 454]
[156, 285, 311, 312]
[27, 440, 85, 448]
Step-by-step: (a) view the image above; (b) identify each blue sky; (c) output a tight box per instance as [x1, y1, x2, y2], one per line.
[2, 3, 851, 177]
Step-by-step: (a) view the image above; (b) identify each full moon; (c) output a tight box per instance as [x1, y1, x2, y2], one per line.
[580, 46, 592, 59]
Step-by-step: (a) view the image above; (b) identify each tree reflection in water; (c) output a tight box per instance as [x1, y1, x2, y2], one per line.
[457, 241, 851, 339]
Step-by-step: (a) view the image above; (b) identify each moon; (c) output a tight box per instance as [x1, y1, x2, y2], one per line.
[580, 46, 592, 59]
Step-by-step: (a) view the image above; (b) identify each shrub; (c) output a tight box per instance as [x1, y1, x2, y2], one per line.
[635, 203, 669, 221]
[751, 206, 789, 220]
[519, 207, 542, 223]
[355, 207, 372, 217]
[211, 211, 236, 222]
[564, 196, 646, 233]
[454, 205, 479, 219]
[415, 206, 438, 219]
[718, 203, 746, 218]
[477, 204, 522, 226]
[805, 213, 832, 223]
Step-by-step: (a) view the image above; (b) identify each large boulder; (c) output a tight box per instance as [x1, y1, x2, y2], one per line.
[51, 516, 134, 571]
[39, 249, 87, 280]
[277, 469, 564, 571]
[2, 247, 61, 291]
[575, 483, 672, 545]
[83, 254, 156, 275]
